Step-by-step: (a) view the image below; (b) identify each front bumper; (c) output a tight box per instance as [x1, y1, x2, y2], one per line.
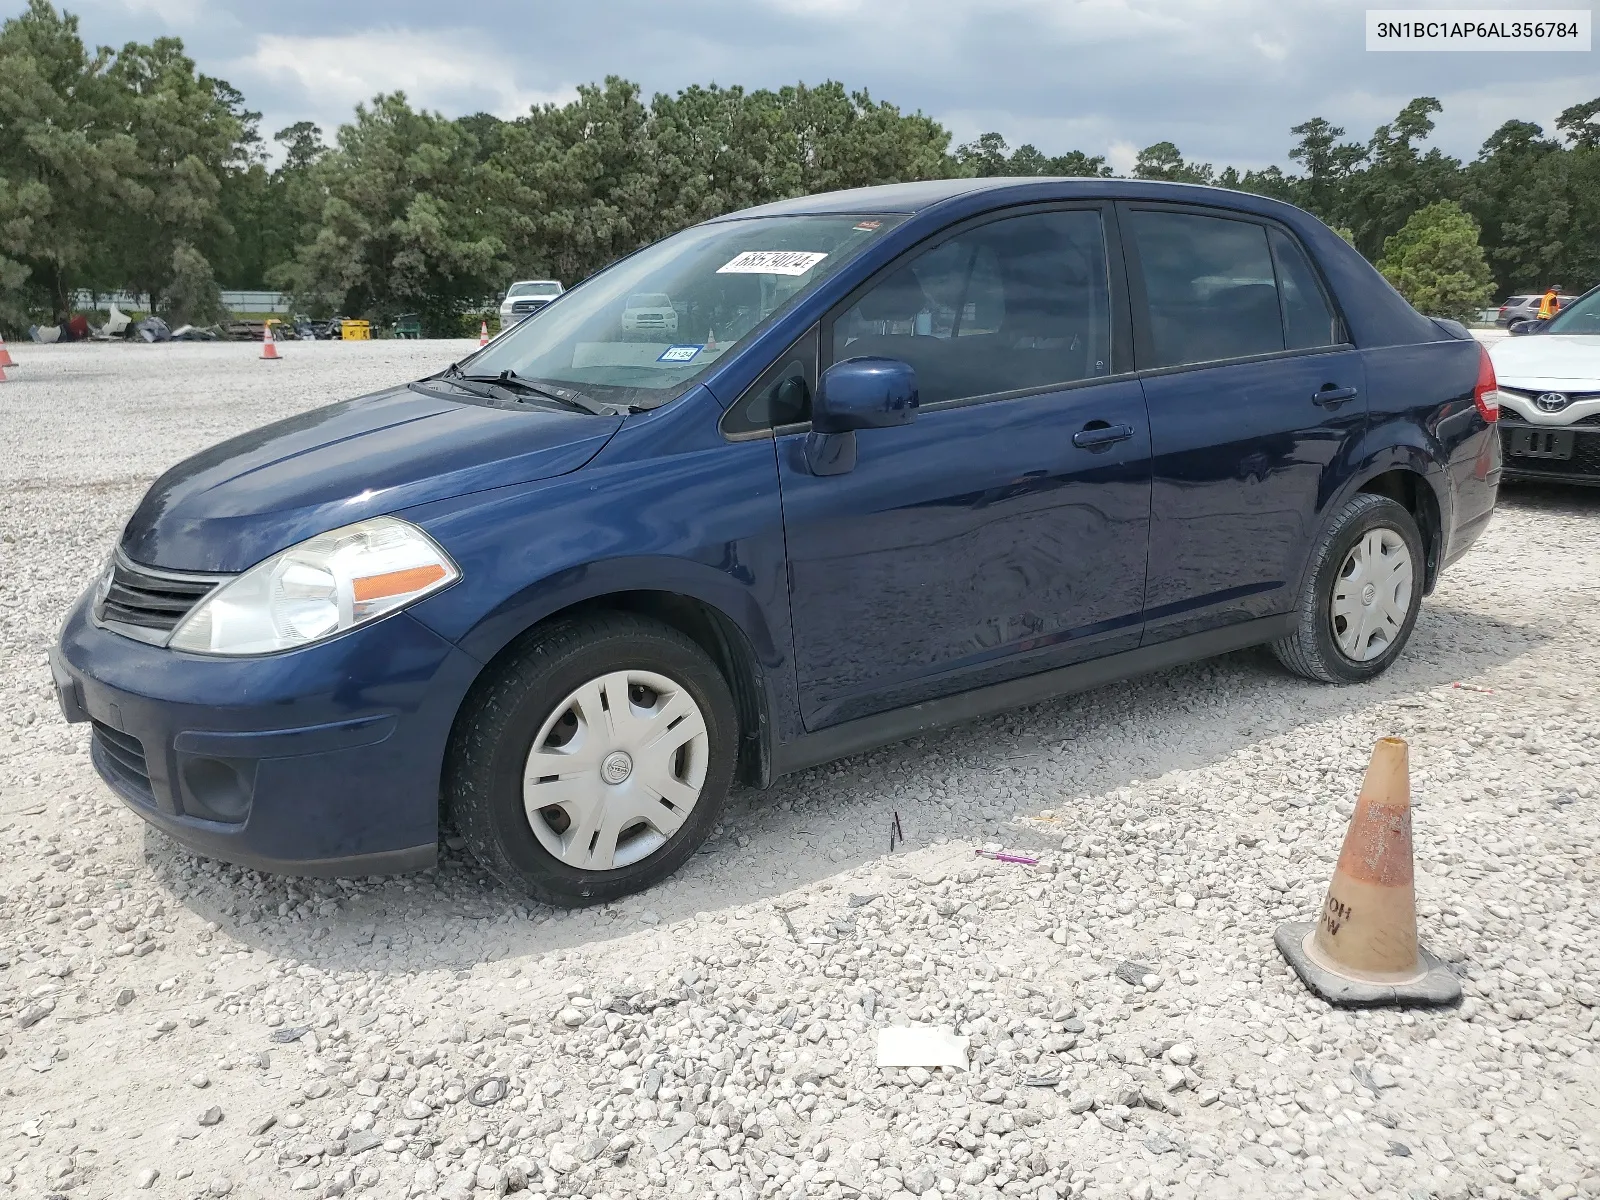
[1498, 417, 1600, 486]
[51, 592, 484, 876]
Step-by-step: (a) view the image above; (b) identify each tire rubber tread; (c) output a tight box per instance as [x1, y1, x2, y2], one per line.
[1271, 493, 1424, 684]
[444, 612, 737, 907]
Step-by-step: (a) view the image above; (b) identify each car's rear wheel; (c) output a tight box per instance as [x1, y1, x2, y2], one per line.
[445, 613, 737, 907]
[1272, 493, 1425, 684]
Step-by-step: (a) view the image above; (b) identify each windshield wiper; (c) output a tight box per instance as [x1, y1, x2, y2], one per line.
[458, 370, 621, 416]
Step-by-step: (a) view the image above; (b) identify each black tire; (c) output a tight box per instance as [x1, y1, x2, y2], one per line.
[1271, 493, 1425, 684]
[444, 613, 738, 907]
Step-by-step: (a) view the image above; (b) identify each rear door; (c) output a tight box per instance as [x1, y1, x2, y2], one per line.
[1120, 203, 1366, 642]
[772, 204, 1153, 729]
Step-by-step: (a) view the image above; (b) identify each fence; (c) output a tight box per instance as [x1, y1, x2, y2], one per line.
[72, 290, 292, 314]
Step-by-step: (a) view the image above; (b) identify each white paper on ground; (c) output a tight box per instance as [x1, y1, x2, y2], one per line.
[875, 1025, 969, 1070]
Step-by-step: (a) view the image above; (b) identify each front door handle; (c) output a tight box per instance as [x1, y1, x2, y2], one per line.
[1313, 385, 1359, 407]
[1072, 422, 1134, 449]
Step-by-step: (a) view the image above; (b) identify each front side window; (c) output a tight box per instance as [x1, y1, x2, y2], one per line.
[1129, 210, 1285, 368]
[831, 208, 1112, 406]
[1545, 288, 1600, 335]
[468, 215, 902, 409]
[724, 328, 818, 437]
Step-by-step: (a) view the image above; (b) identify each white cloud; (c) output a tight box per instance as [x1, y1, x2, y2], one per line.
[1107, 140, 1141, 175]
[232, 30, 576, 126]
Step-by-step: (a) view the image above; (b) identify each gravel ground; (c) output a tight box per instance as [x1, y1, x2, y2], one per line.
[1, 340, 1597, 1200]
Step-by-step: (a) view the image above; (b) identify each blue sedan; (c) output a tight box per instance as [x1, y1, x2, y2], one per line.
[50, 178, 1502, 905]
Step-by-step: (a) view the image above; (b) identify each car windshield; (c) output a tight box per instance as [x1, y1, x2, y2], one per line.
[508, 282, 559, 298]
[464, 214, 903, 409]
[1544, 289, 1600, 335]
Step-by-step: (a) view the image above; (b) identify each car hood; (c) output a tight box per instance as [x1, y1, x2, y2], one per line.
[1489, 334, 1600, 388]
[122, 385, 623, 572]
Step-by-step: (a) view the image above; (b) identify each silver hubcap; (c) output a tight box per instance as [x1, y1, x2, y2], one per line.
[1331, 527, 1414, 662]
[523, 669, 708, 871]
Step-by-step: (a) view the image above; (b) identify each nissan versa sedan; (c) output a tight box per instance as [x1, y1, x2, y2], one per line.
[49, 178, 1501, 906]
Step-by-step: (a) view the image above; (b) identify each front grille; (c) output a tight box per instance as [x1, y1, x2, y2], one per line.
[92, 720, 154, 802]
[1500, 426, 1600, 478]
[96, 554, 227, 639]
[1498, 409, 1600, 429]
[1501, 387, 1600, 403]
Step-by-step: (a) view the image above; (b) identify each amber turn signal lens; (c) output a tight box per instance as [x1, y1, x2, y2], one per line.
[352, 563, 449, 602]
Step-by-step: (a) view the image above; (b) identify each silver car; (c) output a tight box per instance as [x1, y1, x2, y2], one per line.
[1496, 294, 1541, 327]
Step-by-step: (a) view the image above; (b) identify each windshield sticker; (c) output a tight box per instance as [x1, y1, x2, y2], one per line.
[657, 344, 704, 363]
[853, 220, 883, 231]
[717, 250, 829, 276]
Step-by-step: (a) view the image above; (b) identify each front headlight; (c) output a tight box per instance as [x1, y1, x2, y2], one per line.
[169, 516, 459, 656]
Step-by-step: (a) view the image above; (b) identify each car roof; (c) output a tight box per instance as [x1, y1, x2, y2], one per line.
[711, 176, 1315, 220]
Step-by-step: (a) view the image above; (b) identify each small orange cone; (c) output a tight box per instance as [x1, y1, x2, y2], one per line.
[260, 321, 281, 361]
[0, 331, 14, 368]
[0, 363, 7, 383]
[706, 328, 717, 351]
[478, 320, 490, 348]
[1276, 737, 1460, 1007]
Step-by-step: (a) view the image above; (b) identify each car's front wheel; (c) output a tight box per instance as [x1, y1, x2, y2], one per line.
[445, 613, 738, 907]
[1272, 493, 1425, 684]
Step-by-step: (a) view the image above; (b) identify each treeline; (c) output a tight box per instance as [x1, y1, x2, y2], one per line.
[2, 0, 1598, 335]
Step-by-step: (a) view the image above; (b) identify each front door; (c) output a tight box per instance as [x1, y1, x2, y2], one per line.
[775, 205, 1153, 730]
[1120, 203, 1369, 642]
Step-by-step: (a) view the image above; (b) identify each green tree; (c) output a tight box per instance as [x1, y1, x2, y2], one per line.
[272, 93, 506, 331]
[953, 132, 1109, 177]
[1286, 117, 1367, 223]
[1132, 141, 1213, 184]
[164, 240, 225, 324]
[93, 37, 243, 310]
[1342, 98, 1461, 261]
[0, 0, 138, 324]
[1377, 200, 1494, 320]
[1460, 120, 1562, 295]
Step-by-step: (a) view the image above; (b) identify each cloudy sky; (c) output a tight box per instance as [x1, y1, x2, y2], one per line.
[39, 0, 1600, 171]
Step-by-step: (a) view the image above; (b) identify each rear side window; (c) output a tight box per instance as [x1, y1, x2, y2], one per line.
[831, 208, 1112, 405]
[1269, 229, 1339, 350]
[1128, 210, 1283, 367]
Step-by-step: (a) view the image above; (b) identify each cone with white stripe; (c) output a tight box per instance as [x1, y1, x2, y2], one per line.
[260, 321, 281, 360]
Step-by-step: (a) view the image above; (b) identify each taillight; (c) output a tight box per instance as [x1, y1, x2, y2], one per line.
[1474, 344, 1500, 422]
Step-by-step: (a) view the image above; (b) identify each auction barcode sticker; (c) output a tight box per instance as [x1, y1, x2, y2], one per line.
[1366, 9, 1590, 50]
[717, 251, 829, 276]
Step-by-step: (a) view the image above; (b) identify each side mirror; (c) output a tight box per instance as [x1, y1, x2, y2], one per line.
[812, 357, 918, 434]
[1508, 318, 1547, 336]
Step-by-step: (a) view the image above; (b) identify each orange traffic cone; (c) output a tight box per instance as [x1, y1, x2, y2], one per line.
[260, 321, 281, 360]
[1276, 737, 1460, 1007]
[0, 330, 14, 368]
[706, 328, 717, 352]
[478, 321, 489, 348]
[0, 363, 7, 383]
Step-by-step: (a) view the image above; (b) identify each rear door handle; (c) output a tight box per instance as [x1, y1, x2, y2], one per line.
[1313, 385, 1359, 407]
[1072, 423, 1134, 449]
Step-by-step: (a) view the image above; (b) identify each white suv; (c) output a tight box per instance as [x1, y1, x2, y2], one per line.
[499, 280, 563, 327]
[621, 293, 678, 335]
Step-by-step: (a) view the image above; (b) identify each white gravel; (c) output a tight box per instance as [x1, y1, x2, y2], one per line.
[1, 340, 1598, 1200]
